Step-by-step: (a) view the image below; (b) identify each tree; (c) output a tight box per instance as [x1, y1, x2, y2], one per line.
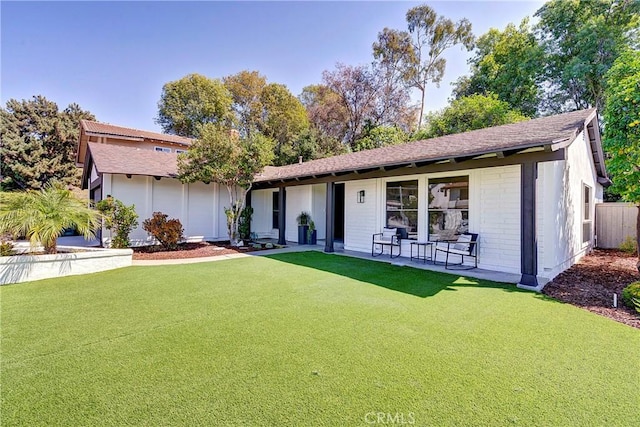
[177, 124, 274, 245]
[0, 183, 100, 254]
[96, 196, 139, 249]
[300, 84, 350, 144]
[0, 96, 95, 191]
[354, 126, 407, 152]
[535, 0, 639, 114]
[223, 70, 267, 137]
[259, 83, 310, 166]
[373, 4, 474, 129]
[156, 73, 233, 137]
[419, 93, 528, 138]
[452, 19, 543, 117]
[602, 49, 640, 271]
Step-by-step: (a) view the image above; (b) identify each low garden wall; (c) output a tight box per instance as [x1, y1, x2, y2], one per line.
[0, 246, 133, 285]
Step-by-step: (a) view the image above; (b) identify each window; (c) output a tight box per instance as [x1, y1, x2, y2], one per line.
[583, 184, 592, 244]
[155, 146, 172, 153]
[428, 176, 469, 241]
[386, 180, 418, 239]
[272, 192, 279, 229]
[175, 149, 187, 154]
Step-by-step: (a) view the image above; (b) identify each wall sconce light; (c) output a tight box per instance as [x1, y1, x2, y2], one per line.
[357, 190, 365, 203]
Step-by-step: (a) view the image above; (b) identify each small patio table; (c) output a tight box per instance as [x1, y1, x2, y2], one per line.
[410, 241, 434, 264]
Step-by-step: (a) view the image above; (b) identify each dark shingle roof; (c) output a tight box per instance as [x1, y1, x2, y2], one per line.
[81, 120, 192, 146]
[255, 108, 597, 182]
[88, 143, 178, 177]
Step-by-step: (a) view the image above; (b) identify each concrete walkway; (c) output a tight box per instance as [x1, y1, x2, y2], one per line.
[132, 243, 521, 285]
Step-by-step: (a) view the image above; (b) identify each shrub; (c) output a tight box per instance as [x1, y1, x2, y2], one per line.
[619, 236, 638, 254]
[0, 183, 100, 253]
[96, 197, 138, 249]
[0, 241, 15, 256]
[142, 212, 184, 250]
[621, 282, 640, 311]
[238, 206, 253, 241]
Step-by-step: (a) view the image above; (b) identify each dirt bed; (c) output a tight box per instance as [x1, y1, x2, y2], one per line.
[132, 242, 261, 260]
[543, 249, 640, 329]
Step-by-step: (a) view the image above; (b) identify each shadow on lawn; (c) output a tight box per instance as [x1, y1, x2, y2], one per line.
[265, 252, 527, 299]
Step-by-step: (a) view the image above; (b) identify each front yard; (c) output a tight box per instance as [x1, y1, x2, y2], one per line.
[1, 252, 638, 426]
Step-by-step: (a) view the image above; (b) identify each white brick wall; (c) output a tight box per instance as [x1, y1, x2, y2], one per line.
[473, 165, 521, 273]
[344, 179, 379, 252]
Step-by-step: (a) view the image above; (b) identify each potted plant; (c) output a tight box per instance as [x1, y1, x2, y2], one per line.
[307, 219, 317, 245]
[296, 211, 311, 244]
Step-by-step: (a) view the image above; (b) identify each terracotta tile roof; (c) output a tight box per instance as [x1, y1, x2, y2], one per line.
[88, 143, 179, 177]
[81, 120, 192, 146]
[255, 108, 597, 182]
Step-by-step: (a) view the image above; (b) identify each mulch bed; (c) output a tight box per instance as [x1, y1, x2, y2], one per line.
[132, 241, 264, 260]
[543, 249, 640, 329]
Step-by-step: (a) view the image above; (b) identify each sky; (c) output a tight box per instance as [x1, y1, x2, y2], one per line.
[1, 1, 545, 132]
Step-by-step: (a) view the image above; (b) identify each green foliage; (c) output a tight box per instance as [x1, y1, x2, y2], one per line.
[238, 206, 253, 241]
[0, 241, 15, 256]
[296, 211, 311, 226]
[633, 297, 640, 315]
[142, 212, 184, 251]
[621, 282, 640, 311]
[452, 18, 542, 117]
[421, 93, 528, 138]
[223, 70, 267, 137]
[373, 4, 474, 129]
[156, 73, 233, 138]
[178, 124, 274, 245]
[259, 83, 310, 165]
[603, 50, 640, 261]
[0, 96, 95, 191]
[96, 197, 138, 249]
[619, 236, 638, 255]
[535, 0, 640, 113]
[354, 125, 407, 152]
[0, 183, 100, 254]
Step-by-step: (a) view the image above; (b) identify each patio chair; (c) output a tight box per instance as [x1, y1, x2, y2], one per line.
[434, 232, 479, 269]
[372, 227, 401, 258]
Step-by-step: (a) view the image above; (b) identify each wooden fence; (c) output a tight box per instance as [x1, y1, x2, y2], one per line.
[595, 203, 637, 249]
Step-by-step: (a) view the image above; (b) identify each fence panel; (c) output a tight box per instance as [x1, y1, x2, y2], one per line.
[595, 203, 637, 249]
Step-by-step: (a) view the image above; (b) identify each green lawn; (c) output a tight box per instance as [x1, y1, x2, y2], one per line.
[1, 252, 639, 426]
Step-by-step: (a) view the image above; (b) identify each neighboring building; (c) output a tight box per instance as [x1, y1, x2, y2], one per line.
[80, 108, 609, 288]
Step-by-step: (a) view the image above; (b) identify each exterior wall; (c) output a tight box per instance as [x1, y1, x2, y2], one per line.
[342, 166, 521, 274]
[103, 173, 225, 246]
[344, 179, 381, 252]
[311, 184, 327, 239]
[537, 131, 604, 282]
[285, 185, 313, 242]
[250, 188, 279, 239]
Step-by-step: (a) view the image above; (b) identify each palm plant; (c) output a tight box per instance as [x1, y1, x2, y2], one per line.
[0, 183, 101, 254]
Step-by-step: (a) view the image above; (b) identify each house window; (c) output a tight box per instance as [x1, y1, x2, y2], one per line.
[272, 192, 279, 229]
[175, 149, 187, 154]
[428, 176, 469, 241]
[583, 184, 592, 244]
[155, 146, 172, 153]
[386, 180, 418, 239]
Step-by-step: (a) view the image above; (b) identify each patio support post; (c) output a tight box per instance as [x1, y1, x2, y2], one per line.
[325, 182, 335, 253]
[278, 187, 286, 245]
[520, 161, 538, 287]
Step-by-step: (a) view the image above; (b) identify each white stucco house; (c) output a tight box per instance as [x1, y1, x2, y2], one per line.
[79, 108, 609, 288]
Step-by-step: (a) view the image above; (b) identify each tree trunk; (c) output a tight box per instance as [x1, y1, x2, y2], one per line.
[417, 88, 426, 130]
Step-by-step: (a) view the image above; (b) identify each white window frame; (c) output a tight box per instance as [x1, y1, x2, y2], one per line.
[175, 149, 187, 154]
[154, 146, 172, 153]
